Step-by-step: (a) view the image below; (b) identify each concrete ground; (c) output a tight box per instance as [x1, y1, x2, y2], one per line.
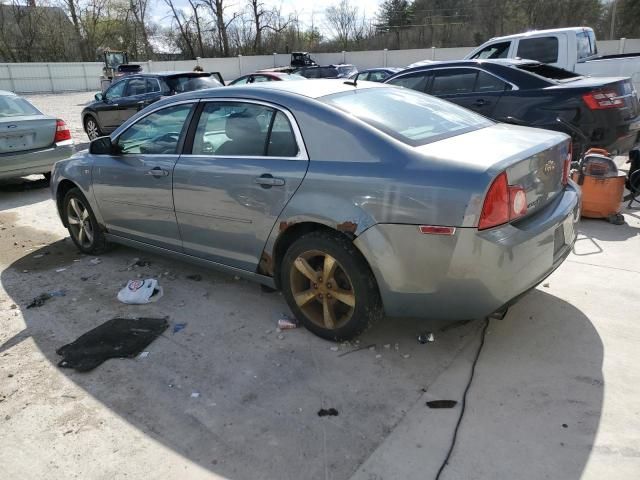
[0, 93, 638, 479]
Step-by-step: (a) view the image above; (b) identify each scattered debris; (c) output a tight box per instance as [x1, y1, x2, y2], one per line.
[56, 317, 169, 372]
[33, 254, 44, 259]
[277, 313, 298, 330]
[417, 332, 435, 344]
[127, 258, 151, 269]
[426, 400, 457, 409]
[402, 354, 411, 359]
[375, 354, 382, 359]
[383, 344, 391, 349]
[191, 392, 200, 398]
[277, 334, 285, 340]
[233, 275, 241, 281]
[317, 408, 339, 417]
[329, 346, 339, 352]
[138, 351, 150, 359]
[186, 274, 202, 281]
[394, 343, 399, 351]
[338, 343, 376, 357]
[173, 323, 187, 334]
[89, 258, 102, 265]
[26, 290, 66, 309]
[55, 268, 67, 273]
[368, 345, 376, 352]
[562, 423, 568, 428]
[543, 283, 550, 288]
[10, 304, 17, 310]
[117, 279, 163, 304]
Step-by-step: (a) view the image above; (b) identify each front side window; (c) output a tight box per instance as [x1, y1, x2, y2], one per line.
[471, 41, 511, 59]
[126, 78, 146, 96]
[368, 71, 391, 82]
[252, 75, 270, 83]
[517, 37, 559, 63]
[116, 104, 192, 155]
[105, 80, 127, 101]
[147, 79, 161, 93]
[386, 72, 430, 92]
[230, 76, 250, 85]
[192, 102, 299, 157]
[322, 87, 493, 147]
[431, 69, 477, 95]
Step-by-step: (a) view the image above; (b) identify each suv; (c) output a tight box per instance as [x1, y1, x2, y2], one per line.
[293, 64, 357, 79]
[82, 72, 223, 140]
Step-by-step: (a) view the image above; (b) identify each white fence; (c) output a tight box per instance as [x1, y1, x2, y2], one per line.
[0, 38, 637, 94]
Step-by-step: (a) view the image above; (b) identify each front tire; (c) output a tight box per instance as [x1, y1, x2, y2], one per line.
[62, 188, 107, 254]
[280, 231, 383, 341]
[84, 115, 102, 140]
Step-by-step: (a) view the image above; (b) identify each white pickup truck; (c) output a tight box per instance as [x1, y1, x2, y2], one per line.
[465, 27, 640, 95]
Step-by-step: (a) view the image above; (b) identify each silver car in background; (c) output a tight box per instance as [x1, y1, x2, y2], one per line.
[51, 80, 580, 340]
[0, 90, 74, 180]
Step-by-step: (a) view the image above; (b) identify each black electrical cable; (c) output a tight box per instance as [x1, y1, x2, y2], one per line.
[434, 317, 490, 480]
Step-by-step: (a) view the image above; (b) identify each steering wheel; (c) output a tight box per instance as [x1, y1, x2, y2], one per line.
[140, 132, 180, 154]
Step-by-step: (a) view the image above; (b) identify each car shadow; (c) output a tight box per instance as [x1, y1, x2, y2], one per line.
[0, 235, 604, 480]
[573, 214, 639, 256]
[0, 176, 52, 212]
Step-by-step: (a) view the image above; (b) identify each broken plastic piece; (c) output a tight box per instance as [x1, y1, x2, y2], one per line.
[89, 258, 102, 265]
[173, 323, 187, 334]
[317, 408, 339, 417]
[417, 332, 435, 344]
[426, 400, 457, 409]
[117, 279, 163, 304]
[277, 315, 298, 330]
[191, 392, 200, 398]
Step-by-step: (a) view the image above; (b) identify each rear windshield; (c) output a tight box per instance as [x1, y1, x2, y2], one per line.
[0, 95, 40, 118]
[321, 87, 492, 147]
[516, 63, 581, 81]
[338, 65, 356, 75]
[166, 75, 222, 93]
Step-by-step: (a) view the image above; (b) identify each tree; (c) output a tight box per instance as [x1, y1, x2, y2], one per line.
[376, 0, 413, 48]
[325, 0, 360, 50]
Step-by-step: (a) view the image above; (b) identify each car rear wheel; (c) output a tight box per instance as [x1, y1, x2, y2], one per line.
[63, 188, 107, 254]
[281, 231, 383, 341]
[84, 115, 102, 140]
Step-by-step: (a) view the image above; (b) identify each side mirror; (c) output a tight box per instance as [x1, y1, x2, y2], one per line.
[95, 92, 104, 102]
[89, 136, 116, 155]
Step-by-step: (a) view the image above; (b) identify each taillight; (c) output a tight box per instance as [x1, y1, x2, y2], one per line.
[479, 172, 528, 230]
[54, 119, 71, 142]
[562, 142, 572, 185]
[582, 89, 624, 110]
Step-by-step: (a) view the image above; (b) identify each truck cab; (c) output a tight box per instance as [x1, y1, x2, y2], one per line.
[465, 27, 598, 71]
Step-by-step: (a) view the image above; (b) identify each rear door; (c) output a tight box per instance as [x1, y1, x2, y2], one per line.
[118, 77, 148, 123]
[92, 102, 195, 250]
[173, 100, 309, 271]
[427, 68, 508, 116]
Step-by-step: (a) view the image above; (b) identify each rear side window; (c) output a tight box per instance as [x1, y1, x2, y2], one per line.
[147, 79, 161, 93]
[517, 37, 559, 63]
[167, 75, 221, 93]
[386, 72, 430, 92]
[471, 41, 511, 59]
[321, 87, 492, 147]
[431, 69, 476, 95]
[126, 78, 146, 96]
[475, 71, 509, 92]
[192, 103, 299, 157]
[0, 95, 40, 117]
[577, 31, 596, 60]
[369, 70, 392, 82]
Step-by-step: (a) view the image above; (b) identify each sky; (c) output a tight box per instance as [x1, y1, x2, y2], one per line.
[151, 0, 384, 37]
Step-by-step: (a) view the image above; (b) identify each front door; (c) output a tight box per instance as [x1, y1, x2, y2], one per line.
[173, 101, 309, 271]
[92, 102, 195, 250]
[97, 79, 128, 131]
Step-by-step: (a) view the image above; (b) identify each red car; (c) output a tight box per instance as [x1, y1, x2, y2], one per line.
[228, 72, 306, 85]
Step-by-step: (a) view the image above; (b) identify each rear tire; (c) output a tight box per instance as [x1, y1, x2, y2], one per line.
[84, 115, 102, 140]
[62, 188, 108, 254]
[280, 231, 383, 341]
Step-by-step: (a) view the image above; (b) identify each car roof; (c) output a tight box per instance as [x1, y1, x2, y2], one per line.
[486, 26, 593, 42]
[242, 78, 385, 98]
[126, 72, 212, 78]
[397, 58, 540, 73]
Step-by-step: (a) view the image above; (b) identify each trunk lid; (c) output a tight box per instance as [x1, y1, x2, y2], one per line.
[416, 123, 570, 217]
[0, 116, 56, 154]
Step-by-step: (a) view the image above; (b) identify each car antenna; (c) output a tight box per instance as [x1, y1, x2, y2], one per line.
[343, 78, 357, 87]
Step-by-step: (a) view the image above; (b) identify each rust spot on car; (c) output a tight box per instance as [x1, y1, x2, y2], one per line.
[279, 221, 291, 232]
[337, 221, 357, 233]
[258, 251, 274, 276]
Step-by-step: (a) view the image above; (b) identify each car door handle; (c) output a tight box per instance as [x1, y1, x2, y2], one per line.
[255, 174, 285, 188]
[146, 167, 169, 177]
[473, 99, 488, 107]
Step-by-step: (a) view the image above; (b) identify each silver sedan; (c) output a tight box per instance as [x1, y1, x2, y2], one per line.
[51, 80, 580, 340]
[0, 90, 74, 180]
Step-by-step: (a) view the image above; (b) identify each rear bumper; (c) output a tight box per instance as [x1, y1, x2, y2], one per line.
[596, 114, 640, 155]
[354, 183, 581, 320]
[0, 141, 74, 180]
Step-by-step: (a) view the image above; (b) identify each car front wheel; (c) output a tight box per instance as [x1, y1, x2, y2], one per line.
[281, 231, 383, 341]
[63, 188, 107, 254]
[84, 115, 102, 140]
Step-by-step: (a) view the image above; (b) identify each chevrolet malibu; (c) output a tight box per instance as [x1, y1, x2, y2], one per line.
[51, 80, 580, 340]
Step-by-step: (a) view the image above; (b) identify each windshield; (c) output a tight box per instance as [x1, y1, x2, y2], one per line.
[282, 74, 306, 81]
[0, 95, 40, 118]
[321, 87, 492, 146]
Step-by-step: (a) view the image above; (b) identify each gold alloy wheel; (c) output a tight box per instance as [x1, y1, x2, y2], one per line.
[289, 250, 356, 330]
[66, 197, 94, 249]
